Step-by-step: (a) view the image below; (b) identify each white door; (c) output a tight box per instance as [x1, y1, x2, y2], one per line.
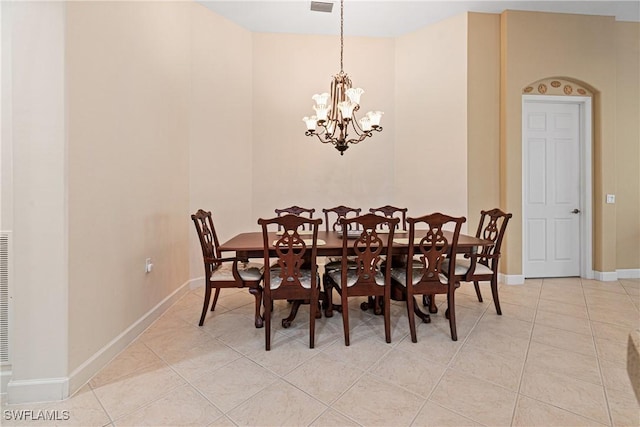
[523, 101, 581, 277]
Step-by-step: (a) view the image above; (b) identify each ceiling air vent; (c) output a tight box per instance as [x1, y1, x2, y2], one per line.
[310, 1, 334, 13]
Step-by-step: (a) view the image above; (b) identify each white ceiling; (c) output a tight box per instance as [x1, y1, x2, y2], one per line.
[199, 1, 640, 37]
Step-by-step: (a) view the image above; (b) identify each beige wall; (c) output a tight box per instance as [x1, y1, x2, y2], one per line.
[615, 22, 640, 270]
[500, 11, 619, 275]
[395, 14, 469, 221]
[189, 4, 253, 277]
[67, 1, 191, 372]
[251, 33, 396, 220]
[5, 0, 640, 403]
[467, 13, 501, 233]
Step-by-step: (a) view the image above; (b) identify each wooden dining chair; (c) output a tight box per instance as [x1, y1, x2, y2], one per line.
[324, 213, 399, 345]
[258, 214, 323, 350]
[390, 213, 466, 341]
[191, 209, 264, 328]
[443, 208, 512, 315]
[321, 205, 362, 316]
[368, 205, 408, 231]
[275, 206, 315, 231]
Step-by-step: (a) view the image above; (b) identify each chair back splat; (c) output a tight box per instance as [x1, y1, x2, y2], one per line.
[191, 209, 264, 328]
[258, 214, 323, 350]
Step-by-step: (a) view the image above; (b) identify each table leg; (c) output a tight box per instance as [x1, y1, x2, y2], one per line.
[413, 296, 431, 323]
[322, 276, 342, 317]
[280, 299, 322, 328]
[282, 301, 301, 328]
[422, 294, 439, 313]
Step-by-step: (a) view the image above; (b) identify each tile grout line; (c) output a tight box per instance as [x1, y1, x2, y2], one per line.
[407, 285, 493, 426]
[584, 277, 616, 427]
[509, 278, 543, 426]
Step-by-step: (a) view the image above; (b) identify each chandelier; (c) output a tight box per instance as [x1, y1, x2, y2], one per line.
[302, 0, 383, 155]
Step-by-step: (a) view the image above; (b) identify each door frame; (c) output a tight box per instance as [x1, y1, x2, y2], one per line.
[522, 95, 593, 279]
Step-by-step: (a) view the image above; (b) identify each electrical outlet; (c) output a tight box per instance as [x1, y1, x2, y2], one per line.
[145, 258, 153, 273]
[606, 194, 615, 204]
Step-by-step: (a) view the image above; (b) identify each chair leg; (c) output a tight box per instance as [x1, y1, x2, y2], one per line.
[210, 288, 221, 312]
[310, 287, 317, 349]
[491, 276, 502, 315]
[473, 281, 483, 302]
[383, 292, 391, 343]
[199, 283, 212, 327]
[249, 285, 264, 328]
[407, 293, 417, 343]
[264, 295, 272, 351]
[341, 289, 350, 346]
[447, 290, 458, 341]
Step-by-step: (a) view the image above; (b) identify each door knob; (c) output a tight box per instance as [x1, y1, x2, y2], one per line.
[571, 208, 581, 214]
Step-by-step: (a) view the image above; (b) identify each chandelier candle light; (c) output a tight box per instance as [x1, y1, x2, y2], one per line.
[302, 0, 383, 155]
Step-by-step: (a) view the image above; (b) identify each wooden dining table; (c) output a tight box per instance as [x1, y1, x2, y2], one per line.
[220, 229, 490, 258]
[219, 229, 492, 324]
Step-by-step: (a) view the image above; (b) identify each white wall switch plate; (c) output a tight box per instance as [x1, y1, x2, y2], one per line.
[606, 194, 615, 204]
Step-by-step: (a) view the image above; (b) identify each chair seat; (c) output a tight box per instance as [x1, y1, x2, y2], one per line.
[325, 258, 358, 272]
[442, 257, 493, 276]
[390, 267, 448, 286]
[211, 262, 264, 282]
[328, 268, 385, 288]
[269, 268, 315, 289]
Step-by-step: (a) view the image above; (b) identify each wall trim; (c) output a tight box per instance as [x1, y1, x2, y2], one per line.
[499, 273, 525, 285]
[593, 270, 618, 282]
[65, 279, 192, 398]
[1, 362, 12, 396]
[7, 279, 191, 404]
[617, 269, 640, 279]
[6, 377, 69, 404]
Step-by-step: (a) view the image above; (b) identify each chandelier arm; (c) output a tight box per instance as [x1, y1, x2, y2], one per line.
[346, 133, 370, 145]
[350, 114, 365, 135]
[315, 132, 334, 145]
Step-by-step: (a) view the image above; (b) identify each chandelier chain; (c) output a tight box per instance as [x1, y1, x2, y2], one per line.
[340, 0, 344, 73]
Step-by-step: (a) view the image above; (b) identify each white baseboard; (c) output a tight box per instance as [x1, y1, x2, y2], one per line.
[593, 270, 618, 282]
[65, 279, 192, 398]
[6, 377, 69, 404]
[7, 279, 192, 404]
[617, 269, 640, 279]
[499, 274, 525, 285]
[1, 363, 13, 395]
[499, 270, 638, 284]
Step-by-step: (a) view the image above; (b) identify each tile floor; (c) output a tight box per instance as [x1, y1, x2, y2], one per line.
[2, 277, 639, 426]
